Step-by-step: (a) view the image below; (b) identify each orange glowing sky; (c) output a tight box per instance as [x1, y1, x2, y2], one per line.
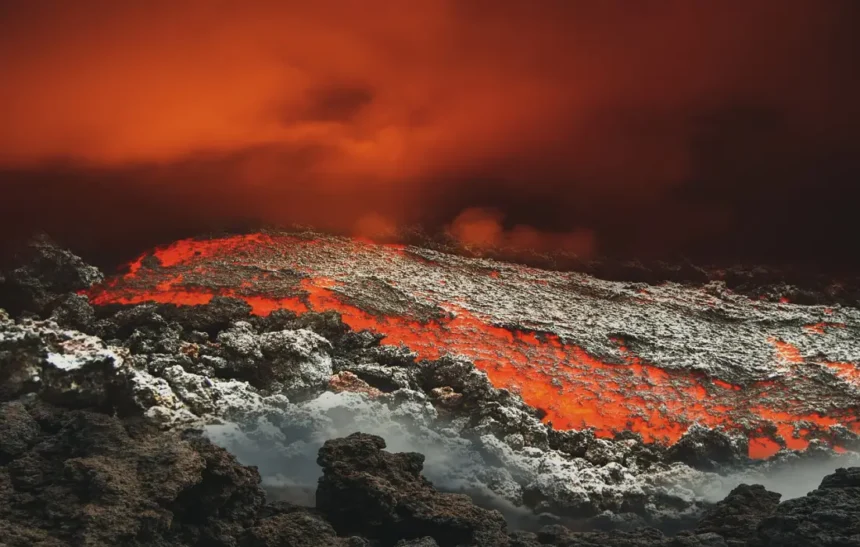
[1, 1, 859, 267]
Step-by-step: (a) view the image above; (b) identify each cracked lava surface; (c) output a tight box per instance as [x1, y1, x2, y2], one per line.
[85, 232, 860, 459]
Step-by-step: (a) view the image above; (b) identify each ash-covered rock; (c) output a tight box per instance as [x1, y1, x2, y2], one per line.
[211, 321, 333, 394]
[0, 310, 127, 408]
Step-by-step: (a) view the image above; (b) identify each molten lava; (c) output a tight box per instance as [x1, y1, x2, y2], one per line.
[86, 233, 860, 459]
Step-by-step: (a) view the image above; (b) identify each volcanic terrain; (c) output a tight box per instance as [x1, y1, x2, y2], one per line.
[1, 233, 860, 546]
[87, 232, 860, 458]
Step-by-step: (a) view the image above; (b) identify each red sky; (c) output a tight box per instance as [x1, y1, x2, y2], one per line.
[1, 1, 858, 268]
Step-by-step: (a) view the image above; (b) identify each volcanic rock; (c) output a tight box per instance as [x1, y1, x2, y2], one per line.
[48, 293, 97, 332]
[241, 503, 367, 547]
[316, 432, 511, 546]
[695, 484, 781, 546]
[329, 371, 384, 398]
[533, 524, 729, 546]
[753, 467, 860, 546]
[213, 321, 333, 393]
[0, 307, 779, 530]
[0, 310, 127, 408]
[0, 402, 264, 547]
[0, 235, 103, 317]
[83, 233, 860, 462]
[665, 425, 748, 472]
[394, 538, 440, 547]
[4, 235, 860, 546]
[158, 296, 253, 335]
[0, 401, 39, 462]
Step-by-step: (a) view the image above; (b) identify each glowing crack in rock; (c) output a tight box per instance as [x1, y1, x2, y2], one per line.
[86, 233, 860, 459]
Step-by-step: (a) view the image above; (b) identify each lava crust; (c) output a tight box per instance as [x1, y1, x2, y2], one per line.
[85, 232, 860, 458]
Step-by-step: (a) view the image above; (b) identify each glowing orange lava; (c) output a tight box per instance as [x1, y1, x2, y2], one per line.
[85, 235, 860, 459]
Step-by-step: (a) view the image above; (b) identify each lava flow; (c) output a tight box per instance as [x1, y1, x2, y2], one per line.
[85, 233, 860, 459]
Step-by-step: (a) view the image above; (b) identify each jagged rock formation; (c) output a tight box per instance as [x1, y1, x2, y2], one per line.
[0, 402, 265, 546]
[0, 234, 103, 317]
[316, 432, 510, 546]
[753, 467, 860, 546]
[695, 485, 781, 546]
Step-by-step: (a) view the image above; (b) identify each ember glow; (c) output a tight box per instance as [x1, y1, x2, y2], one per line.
[86, 234, 860, 459]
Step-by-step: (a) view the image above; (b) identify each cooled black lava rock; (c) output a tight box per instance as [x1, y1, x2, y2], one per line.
[316, 432, 510, 546]
[291, 310, 351, 342]
[100, 302, 170, 340]
[752, 467, 860, 546]
[241, 503, 367, 547]
[158, 296, 253, 335]
[394, 538, 440, 547]
[0, 401, 39, 463]
[695, 485, 781, 546]
[0, 235, 103, 317]
[0, 401, 265, 547]
[48, 293, 97, 332]
[665, 425, 748, 472]
[533, 524, 729, 546]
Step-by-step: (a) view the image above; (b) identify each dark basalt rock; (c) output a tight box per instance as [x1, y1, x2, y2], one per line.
[100, 302, 169, 339]
[0, 401, 39, 463]
[290, 310, 351, 342]
[316, 432, 510, 546]
[665, 426, 748, 472]
[533, 524, 729, 546]
[48, 293, 97, 332]
[248, 308, 300, 333]
[0, 401, 265, 547]
[2, 389, 860, 547]
[241, 503, 368, 547]
[695, 484, 781, 546]
[395, 538, 440, 547]
[752, 467, 860, 546]
[157, 296, 253, 335]
[0, 235, 103, 317]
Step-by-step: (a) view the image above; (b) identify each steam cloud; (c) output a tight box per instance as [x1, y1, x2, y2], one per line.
[203, 390, 543, 527]
[203, 390, 860, 532]
[1, 1, 859, 269]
